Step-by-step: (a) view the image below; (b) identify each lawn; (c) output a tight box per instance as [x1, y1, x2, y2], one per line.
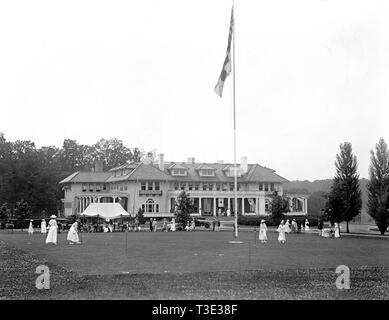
[0, 229, 388, 299]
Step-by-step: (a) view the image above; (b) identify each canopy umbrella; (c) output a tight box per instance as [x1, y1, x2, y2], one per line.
[82, 203, 130, 219]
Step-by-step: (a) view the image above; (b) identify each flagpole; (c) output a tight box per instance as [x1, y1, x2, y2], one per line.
[232, 1, 238, 238]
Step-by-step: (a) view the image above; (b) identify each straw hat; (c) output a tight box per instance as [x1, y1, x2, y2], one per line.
[261, 219, 266, 223]
[50, 215, 57, 219]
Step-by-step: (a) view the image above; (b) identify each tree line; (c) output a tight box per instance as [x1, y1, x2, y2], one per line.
[0, 133, 143, 224]
[325, 138, 389, 234]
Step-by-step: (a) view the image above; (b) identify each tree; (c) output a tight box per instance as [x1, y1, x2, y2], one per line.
[269, 191, 289, 225]
[367, 138, 389, 235]
[175, 191, 195, 228]
[327, 142, 362, 233]
[0, 203, 10, 221]
[137, 207, 146, 224]
[87, 138, 143, 170]
[15, 199, 32, 229]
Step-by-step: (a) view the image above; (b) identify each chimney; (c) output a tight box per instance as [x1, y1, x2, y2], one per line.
[94, 160, 104, 172]
[187, 157, 195, 164]
[159, 153, 165, 171]
[241, 156, 248, 173]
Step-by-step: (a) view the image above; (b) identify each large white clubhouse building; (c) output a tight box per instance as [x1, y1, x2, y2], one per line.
[59, 155, 308, 218]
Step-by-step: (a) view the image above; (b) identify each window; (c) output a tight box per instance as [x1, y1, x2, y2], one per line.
[208, 183, 214, 191]
[148, 181, 153, 191]
[89, 184, 94, 192]
[82, 184, 87, 192]
[222, 183, 227, 191]
[146, 199, 154, 213]
[259, 183, 264, 191]
[143, 199, 160, 213]
[199, 169, 214, 176]
[188, 183, 193, 191]
[270, 183, 274, 191]
[194, 183, 199, 191]
[103, 184, 107, 191]
[229, 183, 234, 191]
[216, 183, 221, 191]
[141, 182, 146, 190]
[180, 183, 186, 190]
[96, 184, 101, 192]
[155, 182, 160, 191]
[203, 183, 207, 191]
[265, 199, 270, 212]
[120, 185, 123, 191]
[266, 184, 271, 191]
[174, 183, 179, 190]
[124, 185, 127, 191]
[172, 168, 187, 176]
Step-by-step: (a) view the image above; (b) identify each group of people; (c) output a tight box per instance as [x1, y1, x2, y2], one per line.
[28, 215, 81, 245]
[258, 218, 339, 244]
[317, 220, 341, 238]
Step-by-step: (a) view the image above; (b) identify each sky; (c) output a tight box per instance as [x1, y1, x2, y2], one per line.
[0, 0, 388, 181]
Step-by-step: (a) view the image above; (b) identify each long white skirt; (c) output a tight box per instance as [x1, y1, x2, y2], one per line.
[41, 224, 47, 234]
[45, 226, 57, 244]
[278, 231, 286, 242]
[259, 230, 267, 241]
[28, 225, 34, 234]
[67, 226, 80, 243]
[334, 229, 340, 238]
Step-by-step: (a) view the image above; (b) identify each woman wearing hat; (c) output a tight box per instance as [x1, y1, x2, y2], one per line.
[40, 219, 47, 234]
[28, 220, 34, 235]
[45, 215, 58, 245]
[259, 220, 268, 243]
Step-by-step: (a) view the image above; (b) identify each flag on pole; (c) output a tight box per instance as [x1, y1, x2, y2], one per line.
[214, 6, 234, 97]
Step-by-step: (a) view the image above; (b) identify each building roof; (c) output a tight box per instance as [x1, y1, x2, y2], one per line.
[245, 164, 289, 183]
[59, 171, 112, 184]
[59, 161, 288, 184]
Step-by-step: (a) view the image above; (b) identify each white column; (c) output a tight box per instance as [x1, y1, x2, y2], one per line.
[213, 198, 216, 216]
[199, 197, 202, 215]
[242, 198, 245, 216]
[227, 198, 231, 216]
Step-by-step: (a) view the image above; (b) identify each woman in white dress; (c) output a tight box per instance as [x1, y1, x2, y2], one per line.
[277, 220, 287, 244]
[45, 215, 58, 245]
[28, 220, 34, 235]
[334, 222, 340, 238]
[67, 219, 81, 244]
[41, 219, 47, 234]
[304, 219, 310, 231]
[170, 218, 176, 232]
[258, 220, 268, 243]
[285, 219, 291, 233]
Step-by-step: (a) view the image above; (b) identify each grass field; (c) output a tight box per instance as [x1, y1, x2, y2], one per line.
[0, 228, 388, 299]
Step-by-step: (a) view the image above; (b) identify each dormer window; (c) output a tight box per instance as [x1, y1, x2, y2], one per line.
[199, 169, 215, 177]
[172, 168, 187, 176]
